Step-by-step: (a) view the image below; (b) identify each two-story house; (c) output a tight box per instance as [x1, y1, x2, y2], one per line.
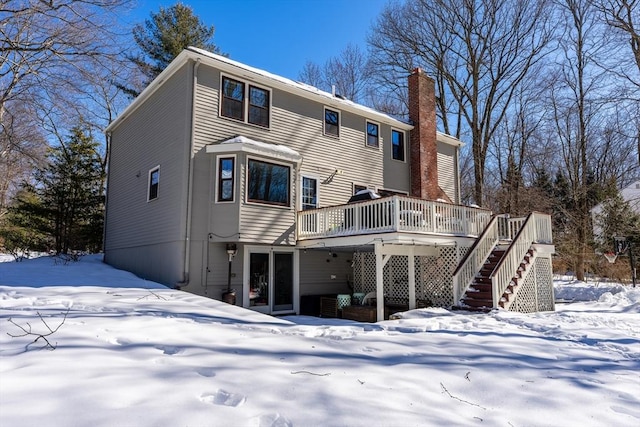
[104, 47, 555, 321]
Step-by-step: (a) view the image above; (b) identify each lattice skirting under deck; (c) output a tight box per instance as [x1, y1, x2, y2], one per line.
[352, 245, 471, 308]
[508, 255, 555, 313]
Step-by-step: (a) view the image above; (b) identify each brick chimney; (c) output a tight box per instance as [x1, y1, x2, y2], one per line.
[408, 68, 443, 201]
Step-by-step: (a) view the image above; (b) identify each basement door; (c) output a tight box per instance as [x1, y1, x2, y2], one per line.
[243, 246, 298, 315]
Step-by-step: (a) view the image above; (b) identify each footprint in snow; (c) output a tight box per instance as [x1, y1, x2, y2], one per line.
[155, 345, 183, 355]
[195, 367, 216, 377]
[249, 413, 292, 427]
[200, 390, 246, 407]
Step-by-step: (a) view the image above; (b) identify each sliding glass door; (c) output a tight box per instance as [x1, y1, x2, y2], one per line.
[245, 247, 297, 314]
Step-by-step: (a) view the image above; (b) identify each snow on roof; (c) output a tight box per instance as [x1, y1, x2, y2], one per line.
[186, 47, 407, 127]
[207, 135, 302, 163]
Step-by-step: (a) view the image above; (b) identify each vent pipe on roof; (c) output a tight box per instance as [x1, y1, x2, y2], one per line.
[332, 84, 336, 96]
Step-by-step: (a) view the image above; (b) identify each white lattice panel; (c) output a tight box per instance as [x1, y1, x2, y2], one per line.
[352, 245, 467, 308]
[510, 263, 538, 313]
[509, 254, 555, 313]
[535, 257, 555, 311]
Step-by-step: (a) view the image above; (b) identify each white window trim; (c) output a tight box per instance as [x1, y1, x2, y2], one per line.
[245, 156, 293, 209]
[300, 174, 320, 210]
[215, 154, 236, 204]
[219, 73, 272, 129]
[147, 165, 160, 202]
[365, 120, 380, 149]
[323, 106, 341, 138]
[353, 183, 371, 194]
[391, 128, 407, 163]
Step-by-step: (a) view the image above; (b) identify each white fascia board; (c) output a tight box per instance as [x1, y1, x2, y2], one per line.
[437, 131, 464, 147]
[206, 142, 303, 164]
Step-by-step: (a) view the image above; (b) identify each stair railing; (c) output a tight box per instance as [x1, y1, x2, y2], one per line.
[490, 212, 552, 306]
[452, 216, 500, 304]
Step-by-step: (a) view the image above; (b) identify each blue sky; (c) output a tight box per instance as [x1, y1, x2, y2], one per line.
[128, 0, 390, 80]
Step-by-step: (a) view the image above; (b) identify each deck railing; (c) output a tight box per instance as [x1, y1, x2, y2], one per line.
[491, 212, 553, 307]
[451, 216, 501, 304]
[297, 195, 493, 240]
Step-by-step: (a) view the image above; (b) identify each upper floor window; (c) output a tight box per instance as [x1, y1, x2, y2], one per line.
[148, 166, 160, 201]
[217, 156, 235, 202]
[392, 129, 405, 161]
[247, 159, 290, 206]
[221, 77, 245, 121]
[248, 86, 270, 127]
[366, 121, 379, 148]
[221, 76, 270, 128]
[324, 108, 340, 137]
[301, 176, 318, 210]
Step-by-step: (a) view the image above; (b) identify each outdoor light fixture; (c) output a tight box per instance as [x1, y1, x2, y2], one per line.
[226, 243, 238, 261]
[223, 243, 238, 303]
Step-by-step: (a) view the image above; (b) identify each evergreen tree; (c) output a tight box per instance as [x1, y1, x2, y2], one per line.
[595, 192, 640, 252]
[124, 2, 223, 96]
[4, 127, 105, 255]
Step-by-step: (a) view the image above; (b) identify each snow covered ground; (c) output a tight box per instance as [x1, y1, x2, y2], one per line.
[1, 254, 639, 426]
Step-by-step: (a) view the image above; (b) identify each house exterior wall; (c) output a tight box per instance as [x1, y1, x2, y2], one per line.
[104, 62, 193, 288]
[437, 141, 460, 203]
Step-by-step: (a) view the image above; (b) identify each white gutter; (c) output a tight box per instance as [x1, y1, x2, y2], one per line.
[177, 58, 200, 289]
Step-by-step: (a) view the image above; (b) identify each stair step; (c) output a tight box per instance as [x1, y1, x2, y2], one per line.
[466, 290, 492, 299]
[470, 283, 492, 292]
[461, 298, 493, 308]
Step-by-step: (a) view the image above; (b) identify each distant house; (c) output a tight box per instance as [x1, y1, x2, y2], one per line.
[104, 47, 555, 321]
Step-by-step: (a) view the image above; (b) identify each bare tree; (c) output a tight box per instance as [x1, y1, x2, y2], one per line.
[598, 0, 640, 75]
[0, 0, 134, 217]
[369, 0, 555, 205]
[298, 44, 373, 103]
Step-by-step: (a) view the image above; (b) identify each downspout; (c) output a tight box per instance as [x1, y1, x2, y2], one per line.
[177, 58, 200, 289]
[102, 131, 112, 256]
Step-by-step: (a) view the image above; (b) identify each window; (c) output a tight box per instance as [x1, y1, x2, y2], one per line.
[221, 77, 245, 121]
[221, 75, 270, 127]
[366, 121, 379, 148]
[217, 156, 235, 202]
[248, 86, 269, 127]
[353, 184, 367, 195]
[148, 166, 159, 201]
[301, 176, 318, 210]
[392, 129, 405, 161]
[247, 159, 290, 206]
[324, 108, 340, 137]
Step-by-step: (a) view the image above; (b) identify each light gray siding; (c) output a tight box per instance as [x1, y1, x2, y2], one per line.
[299, 250, 354, 296]
[382, 127, 411, 192]
[191, 64, 388, 245]
[437, 141, 459, 203]
[104, 63, 193, 288]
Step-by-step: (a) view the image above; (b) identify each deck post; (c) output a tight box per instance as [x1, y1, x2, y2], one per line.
[408, 247, 416, 310]
[375, 244, 384, 321]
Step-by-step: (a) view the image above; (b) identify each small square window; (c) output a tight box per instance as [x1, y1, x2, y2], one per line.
[324, 108, 340, 137]
[392, 130, 405, 161]
[366, 121, 379, 148]
[148, 166, 159, 201]
[217, 157, 235, 202]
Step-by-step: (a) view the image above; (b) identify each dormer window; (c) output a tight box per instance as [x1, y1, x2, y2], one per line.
[220, 75, 270, 128]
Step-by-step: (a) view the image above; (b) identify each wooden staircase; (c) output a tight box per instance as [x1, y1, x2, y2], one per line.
[460, 246, 536, 311]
